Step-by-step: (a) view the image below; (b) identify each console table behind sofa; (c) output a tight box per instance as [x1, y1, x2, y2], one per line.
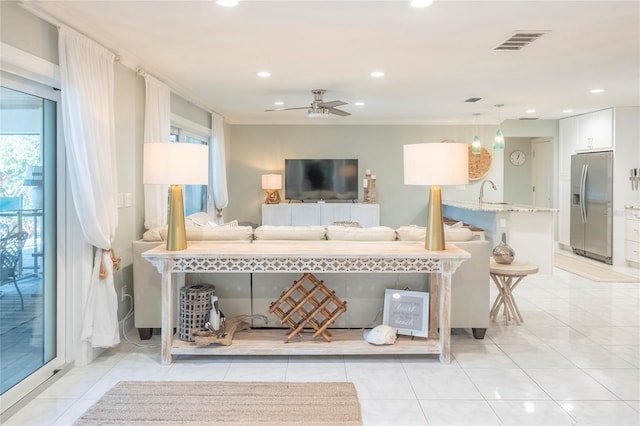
[143, 240, 470, 364]
[132, 239, 490, 338]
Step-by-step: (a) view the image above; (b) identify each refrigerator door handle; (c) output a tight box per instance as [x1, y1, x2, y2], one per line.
[580, 164, 588, 223]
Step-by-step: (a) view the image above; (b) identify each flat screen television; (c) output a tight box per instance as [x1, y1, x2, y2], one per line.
[285, 159, 358, 201]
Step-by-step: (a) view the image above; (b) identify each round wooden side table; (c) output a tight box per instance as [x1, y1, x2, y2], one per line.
[489, 259, 539, 325]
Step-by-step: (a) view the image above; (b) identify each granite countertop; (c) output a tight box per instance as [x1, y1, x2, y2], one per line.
[444, 200, 558, 213]
[625, 205, 640, 210]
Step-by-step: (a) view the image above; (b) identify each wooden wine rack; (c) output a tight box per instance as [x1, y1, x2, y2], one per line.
[268, 273, 347, 343]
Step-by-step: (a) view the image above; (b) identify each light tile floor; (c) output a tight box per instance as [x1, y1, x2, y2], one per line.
[4, 260, 640, 425]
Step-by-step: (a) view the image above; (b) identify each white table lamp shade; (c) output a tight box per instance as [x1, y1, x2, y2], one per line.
[403, 142, 469, 251]
[143, 142, 209, 251]
[143, 143, 209, 185]
[261, 174, 282, 190]
[403, 143, 469, 186]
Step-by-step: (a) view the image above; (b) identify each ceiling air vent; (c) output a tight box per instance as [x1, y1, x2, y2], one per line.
[494, 31, 548, 51]
[519, 117, 539, 121]
[464, 97, 482, 103]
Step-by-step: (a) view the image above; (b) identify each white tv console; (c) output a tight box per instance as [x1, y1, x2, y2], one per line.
[262, 203, 380, 227]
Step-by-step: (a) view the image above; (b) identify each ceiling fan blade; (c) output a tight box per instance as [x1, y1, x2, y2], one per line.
[319, 100, 347, 108]
[264, 107, 309, 112]
[327, 107, 351, 117]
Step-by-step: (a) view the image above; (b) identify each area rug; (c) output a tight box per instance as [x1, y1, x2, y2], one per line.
[75, 381, 362, 425]
[554, 252, 639, 283]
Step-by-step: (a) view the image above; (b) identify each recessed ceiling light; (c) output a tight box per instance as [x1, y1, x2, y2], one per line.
[355, 101, 365, 106]
[274, 101, 284, 106]
[257, 71, 271, 78]
[590, 88, 605, 93]
[563, 109, 573, 113]
[216, 0, 238, 7]
[525, 109, 536, 113]
[410, 0, 433, 7]
[370, 71, 385, 78]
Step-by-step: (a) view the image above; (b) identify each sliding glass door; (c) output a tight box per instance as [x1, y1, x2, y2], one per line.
[0, 78, 61, 412]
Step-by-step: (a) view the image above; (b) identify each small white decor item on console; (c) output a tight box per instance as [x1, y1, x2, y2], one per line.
[363, 169, 378, 203]
[207, 295, 222, 333]
[364, 325, 397, 345]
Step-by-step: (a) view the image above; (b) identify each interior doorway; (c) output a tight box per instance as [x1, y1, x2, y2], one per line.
[532, 137, 553, 207]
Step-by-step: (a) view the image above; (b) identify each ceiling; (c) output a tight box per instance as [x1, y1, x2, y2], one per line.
[27, 0, 640, 125]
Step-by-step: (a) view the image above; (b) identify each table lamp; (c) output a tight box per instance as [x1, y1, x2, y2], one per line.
[261, 174, 282, 204]
[143, 143, 209, 251]
[403, 142, 469, 251]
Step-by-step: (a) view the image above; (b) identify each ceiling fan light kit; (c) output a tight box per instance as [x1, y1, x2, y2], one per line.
[265, 89, 351, 118]
[308, 108, 329, 118]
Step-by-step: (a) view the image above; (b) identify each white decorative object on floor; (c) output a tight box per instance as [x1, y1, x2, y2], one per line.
[364, 325, 397, 345]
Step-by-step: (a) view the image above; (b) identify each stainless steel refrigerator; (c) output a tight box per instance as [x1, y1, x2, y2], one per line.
[570, 151, 613, 264]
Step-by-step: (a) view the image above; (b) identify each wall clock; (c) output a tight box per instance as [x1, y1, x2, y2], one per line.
[510, 150, 526, 166]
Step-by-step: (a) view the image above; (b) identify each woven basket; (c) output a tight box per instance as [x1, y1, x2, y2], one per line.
[179, 283, 215, 341]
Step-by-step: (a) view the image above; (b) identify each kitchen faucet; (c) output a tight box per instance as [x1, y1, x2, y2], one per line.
[479, 179, 497, 204]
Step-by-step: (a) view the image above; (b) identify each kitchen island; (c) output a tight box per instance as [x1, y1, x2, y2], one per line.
[443, 201, 557, 274]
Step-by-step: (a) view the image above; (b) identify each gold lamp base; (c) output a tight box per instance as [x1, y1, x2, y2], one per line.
[425, 185, 445, 251]
[166, 184, 187, 251]
[265, 189, 281, 204]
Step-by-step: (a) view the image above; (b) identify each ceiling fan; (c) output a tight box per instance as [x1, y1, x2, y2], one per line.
[264, 89, 351, 117]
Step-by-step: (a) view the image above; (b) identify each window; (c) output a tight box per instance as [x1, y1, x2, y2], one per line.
[170, 123, 209, 216]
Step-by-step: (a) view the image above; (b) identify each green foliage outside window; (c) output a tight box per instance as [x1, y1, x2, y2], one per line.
[0, 134, 41, 201]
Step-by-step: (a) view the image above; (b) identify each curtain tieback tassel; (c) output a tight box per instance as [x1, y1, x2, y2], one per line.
[99, 249, 122, 279]
[216, 208, 223, 218]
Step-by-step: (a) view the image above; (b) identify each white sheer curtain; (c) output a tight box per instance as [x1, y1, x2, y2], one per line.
[143, 75, 171, 229]
[208, 112, 229, 224]
[58, 26, 119, 348]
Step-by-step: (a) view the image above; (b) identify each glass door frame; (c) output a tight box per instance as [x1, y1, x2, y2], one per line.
[0, 71, 67, 413]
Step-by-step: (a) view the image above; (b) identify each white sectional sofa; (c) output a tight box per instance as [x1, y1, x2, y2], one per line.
[132, 223, 490, 340]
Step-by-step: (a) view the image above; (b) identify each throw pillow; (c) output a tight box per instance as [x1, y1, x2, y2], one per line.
[331, 221, 363, 228]
[395, 225, 474, 242]
[254, 225, 327, 240]
[326, 225, 396, 241]
[186, 212, 214, 227]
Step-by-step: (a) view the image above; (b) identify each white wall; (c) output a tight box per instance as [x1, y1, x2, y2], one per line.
[612, 107, 640, 266]
[0, 2, 58, 64]
[113, 63, 145, 320]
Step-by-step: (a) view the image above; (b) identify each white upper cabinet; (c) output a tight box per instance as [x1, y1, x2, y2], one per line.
[559, 109, 613, 171]
[559, 116, 578, 175]
[575, 108, 613, 152]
